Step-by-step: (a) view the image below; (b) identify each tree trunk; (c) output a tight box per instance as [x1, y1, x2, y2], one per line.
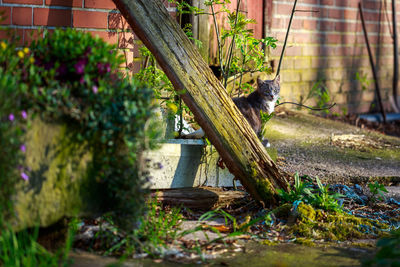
[112, 0, 287, 206]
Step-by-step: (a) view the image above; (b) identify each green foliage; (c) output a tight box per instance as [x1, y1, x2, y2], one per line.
[368, 229, 400, 266]
[90, 199, 183, 258]
[136, 0, 277, 133]
[307, 177, 344, 212]
[206, 0, 277, 94]
[0, 29, 159, 225]
[131, 198, 183, 256]
[0, 215, 76, 267]
[278, 173, 313, 204]
[302, 80, 331, 114]
[355, 71, 372, 92]
[368, 182, 388, 202]
[278, 173, 344, 212]
[0, 40, 32, 214]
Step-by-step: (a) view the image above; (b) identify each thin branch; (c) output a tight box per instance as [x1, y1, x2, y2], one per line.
[223, 0, 242, 88]
[294, 9, 319, 12]
[275, 101, 336, 111]
[276, 0, 298, 78]
[210, 3, 225, 78]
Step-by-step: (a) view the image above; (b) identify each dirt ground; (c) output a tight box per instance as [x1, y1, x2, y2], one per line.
[265, 108, 400, 184]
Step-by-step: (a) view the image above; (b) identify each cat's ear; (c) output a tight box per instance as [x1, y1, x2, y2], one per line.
[274, 75, 280, 85]
[257, 77, 264, 86]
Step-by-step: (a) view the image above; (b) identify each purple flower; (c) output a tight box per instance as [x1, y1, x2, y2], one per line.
[8, 113, 14, 121]
[74, 59, 86, 75]
[21, 110, 27, 119]
[20, 144, 26, 153]
[80, 76, 85, 84]
[21, 172, 29, 181]
[105, 63, 111, 73]
[92, 85, 98, 94]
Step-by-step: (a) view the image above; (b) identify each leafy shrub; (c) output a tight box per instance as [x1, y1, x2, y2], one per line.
[0, 40, 32, 217]
[367, 229, 400, 266]
[0, 29, 159, 225]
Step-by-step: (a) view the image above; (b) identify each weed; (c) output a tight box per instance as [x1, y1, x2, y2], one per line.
[368, 181, 388, 202]
[87, 198, 183, 258]
[0, 216, 76, 267]
[278, 173, 344, 212]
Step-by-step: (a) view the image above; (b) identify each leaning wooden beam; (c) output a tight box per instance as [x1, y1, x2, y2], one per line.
[112, 0, 287, 205]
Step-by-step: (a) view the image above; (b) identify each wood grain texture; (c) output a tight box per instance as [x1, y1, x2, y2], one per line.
[112, 0, 287, 205]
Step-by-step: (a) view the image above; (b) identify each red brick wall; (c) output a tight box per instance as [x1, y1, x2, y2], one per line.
[0, 0, 176, 72]
[269, 0, 399, 113]
[1, 0, 399, 113]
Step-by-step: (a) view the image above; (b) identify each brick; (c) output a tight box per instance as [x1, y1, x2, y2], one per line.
[0, 28, 24, 46]
[12, 7, 32, 26]
[326, 33, 341, 44]
[3, 0, 41, 4]
[294, 58, 311, 70]
[335, 22, 356, 32]
[320, 0, 334, 5]
[301, 70, 318, 81]
[108, 12, 129, 30]
[34, 8, 72, 27]
[300, 0, 318, 4]
[276, 3, 293, 16]
[85, 0, 116, 9]
[118, 31, 137, 49]
[73, 10, 108, 29]
[87, 30, 118, 45]
[363, 0, 380, 10]
[343, 9, 358, 20]
[45, 0, 82, 7]
[0, 7, 11, 25]
[271, 18, 286, 29]
[328, 9, 343, 19]
[320, 46, 338, 56]
[303, 19, 318, 30]
[281, 71, 301, 82]
[320, 20, 335, 31]
[336, 0, 358, 8]
[302, 46, 320, 56]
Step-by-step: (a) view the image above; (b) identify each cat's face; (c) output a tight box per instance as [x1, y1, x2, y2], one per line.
[257, 75, 280, 114]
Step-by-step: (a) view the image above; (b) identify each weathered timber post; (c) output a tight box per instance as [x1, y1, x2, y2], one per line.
[112, 0, 287, 205]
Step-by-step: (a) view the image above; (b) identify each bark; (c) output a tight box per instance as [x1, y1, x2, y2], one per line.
[152, 188, 247, 209]
[113, 0, 287, 205]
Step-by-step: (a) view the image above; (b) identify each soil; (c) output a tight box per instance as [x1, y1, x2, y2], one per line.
[266, 108, 400, 184]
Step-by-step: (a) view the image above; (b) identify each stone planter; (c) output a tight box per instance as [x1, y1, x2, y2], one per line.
[144, 138, 240, 189]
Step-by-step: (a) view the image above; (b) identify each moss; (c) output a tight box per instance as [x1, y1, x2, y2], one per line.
[272, 203, 292, 220]
[294, 237, 316, 247]
[246, 162, 278, 204]
[289, 203, 389, 241]
[10, 118, 100, 230]
[261, 239, 278, 246]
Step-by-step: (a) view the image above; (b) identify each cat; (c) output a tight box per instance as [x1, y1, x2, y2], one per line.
[183, 75, 280, 147]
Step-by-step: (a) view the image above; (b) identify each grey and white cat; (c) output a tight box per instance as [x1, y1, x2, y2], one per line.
[183, 75, 280, 147]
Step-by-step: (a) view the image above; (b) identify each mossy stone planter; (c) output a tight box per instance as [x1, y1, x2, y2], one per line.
[9, 118, 105, 230]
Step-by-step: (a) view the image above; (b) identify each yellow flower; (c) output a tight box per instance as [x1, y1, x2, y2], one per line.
[166, 103, 178, 114]
[23, 47, 30, 54]
[29, 57, 35, 64]
[17, 50, 25, 58]
[0, 41, 6, 50]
